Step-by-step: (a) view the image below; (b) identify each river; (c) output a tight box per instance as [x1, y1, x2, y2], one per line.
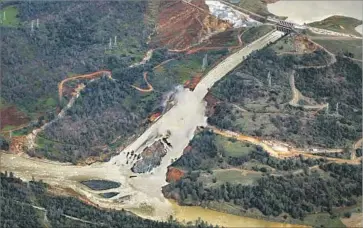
[1, 30, 288, 227]
[267, 1, 363, 34]
[170, 200, 307, 227]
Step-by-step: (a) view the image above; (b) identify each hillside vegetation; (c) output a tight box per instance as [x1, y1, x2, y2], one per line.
[164, 130, 362, 227]
[311, 38, 362, 61]
[32, 49, 227, 163]
[308, 16, 362, 37]
[1, 1, 231, 163]
[0, 172, 216, 228]
[1, 1, 151, 121]
[208, 37, 361, 148]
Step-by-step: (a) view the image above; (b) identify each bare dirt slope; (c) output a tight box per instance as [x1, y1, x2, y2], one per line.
[149, 0, 232, 51]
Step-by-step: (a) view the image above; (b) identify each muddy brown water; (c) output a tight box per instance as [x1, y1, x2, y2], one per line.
[170, 200, 308, 227]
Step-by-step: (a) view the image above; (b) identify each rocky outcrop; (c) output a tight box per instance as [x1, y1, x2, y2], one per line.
[131, 140, 167, 173]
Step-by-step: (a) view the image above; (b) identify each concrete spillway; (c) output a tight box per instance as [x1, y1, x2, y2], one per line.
[108, 29, 284, 216]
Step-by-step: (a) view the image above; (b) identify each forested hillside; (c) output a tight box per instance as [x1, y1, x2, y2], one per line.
[1, 1, 151, 116]
[1, 0, 231, 162]
[32, 49, 227, 163]
[164, 130, 362, 227]
[208, 42, 361, 148]
[0, 172, 216, 228]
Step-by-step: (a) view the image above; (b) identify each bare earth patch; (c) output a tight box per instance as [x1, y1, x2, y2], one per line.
[341, 213, 363, 228]
[0, 106, 29, 131]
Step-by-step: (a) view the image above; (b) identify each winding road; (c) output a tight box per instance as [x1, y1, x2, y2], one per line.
[58, 70, 112, 103]
[295, 39, 337, 69]
[208, 126, 361, 165]
[131, 72, 154, 92]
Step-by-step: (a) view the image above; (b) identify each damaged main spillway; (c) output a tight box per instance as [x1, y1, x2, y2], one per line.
[131, 140, 168, 173]
[104, 30, 284, 219]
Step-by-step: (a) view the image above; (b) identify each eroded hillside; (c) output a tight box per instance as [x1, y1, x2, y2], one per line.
[149, 0, 232, 51]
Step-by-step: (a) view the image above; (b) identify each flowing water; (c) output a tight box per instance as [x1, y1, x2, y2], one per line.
[109, 30, 284, 202]
[170, 200, 307, 228]
[267, 1, 363, 34]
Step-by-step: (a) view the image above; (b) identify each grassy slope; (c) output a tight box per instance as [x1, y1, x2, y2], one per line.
[215, 135, 256, 157]
[166, 131, 362, 227]
[208, 35, 361, 148]
[308, 15, 363, 37]
[311, 38, 362, 60]
[0, 5, 20, 26]
[236, 0, 272, 17]
[240, 25, 275, 44]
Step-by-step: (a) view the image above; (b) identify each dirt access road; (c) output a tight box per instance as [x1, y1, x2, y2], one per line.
[208, 126, 362, 165]
[295, 39, 337, 69]
[288, 71, 328, 111]
[58, 70, 112, 102]
[131, 72, 154, 92]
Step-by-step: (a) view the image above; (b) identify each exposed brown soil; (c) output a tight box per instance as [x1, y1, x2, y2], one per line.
[62, 84, 76, 99]
[204, 29, 240, 48]
[9, 136, 26, 154]
[204, 92, 219, 116]
[277, 35, 317, 56]
[166, 167, 185, 182]
[295, 35, 317, 53]
[149, 112, 161, 122]
[149, 0, 232, 51]
[81, 153, 111, 165]
[0, 106, 30, 130]
[58, 70, 111, 103]
[185, 28, 244, 55]
[184, 73, 202, 91]
[341, 213, 363, 228]
[183, 145, 193, 154]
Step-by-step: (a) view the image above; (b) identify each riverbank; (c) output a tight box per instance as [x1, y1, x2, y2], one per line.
[308, 15, 362, 37]
[170, 200, 307, 228]
[267, 0, 363, 35]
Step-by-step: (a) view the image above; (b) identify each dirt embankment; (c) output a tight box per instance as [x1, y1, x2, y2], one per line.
[184, 73, 202, 91]
[204, 92, 220, 116]
[149, 0, 232, 51]
[166, 167, 185, 182]
[0, 106, 30, 131]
